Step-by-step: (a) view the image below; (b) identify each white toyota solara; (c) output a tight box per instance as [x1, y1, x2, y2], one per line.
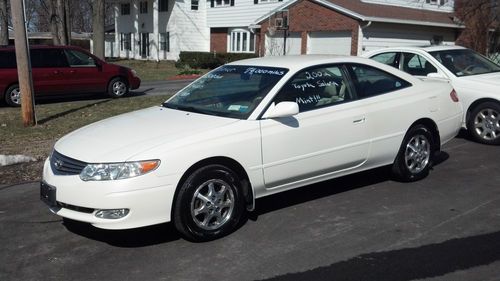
[365, 46, 500, 145]
[41, 55, 463, 241]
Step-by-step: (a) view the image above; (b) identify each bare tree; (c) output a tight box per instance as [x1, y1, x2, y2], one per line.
[92, 0, 105, 59]
[48, 0, 71, 45]
[0, 0, 8, 45]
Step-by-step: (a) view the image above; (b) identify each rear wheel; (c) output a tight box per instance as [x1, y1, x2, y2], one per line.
[5, 84, 21, 107]
[392, 125, 434, 182]
[173, 164, 246, 242]
[107, 77, 128, 98]
[467, 102, 500, 145]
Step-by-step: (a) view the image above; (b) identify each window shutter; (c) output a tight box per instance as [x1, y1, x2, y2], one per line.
[211, 0, 214, 7]
[230, 0, 234, 6]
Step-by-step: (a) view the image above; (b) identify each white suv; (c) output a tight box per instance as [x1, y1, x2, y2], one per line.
[365, 46, 500, 145]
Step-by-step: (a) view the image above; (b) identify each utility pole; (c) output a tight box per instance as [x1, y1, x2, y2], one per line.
[11, 0, 36, 126]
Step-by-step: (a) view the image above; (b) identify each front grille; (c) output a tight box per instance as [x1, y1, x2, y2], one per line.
[50, 150, 88, 175]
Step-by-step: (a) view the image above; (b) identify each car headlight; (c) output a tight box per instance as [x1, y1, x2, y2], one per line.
[131, 69, 138, 78]
[79, 160, 160, 181]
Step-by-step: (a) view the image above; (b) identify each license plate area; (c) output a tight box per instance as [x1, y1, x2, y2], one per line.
[40, 181, 57, 207]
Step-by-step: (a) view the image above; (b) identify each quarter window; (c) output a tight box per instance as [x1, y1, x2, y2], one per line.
[348, 64, 411, 99]
[274, 65, 353, 112]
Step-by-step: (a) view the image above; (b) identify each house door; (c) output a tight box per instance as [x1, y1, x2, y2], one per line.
[140, 33, 149, 58]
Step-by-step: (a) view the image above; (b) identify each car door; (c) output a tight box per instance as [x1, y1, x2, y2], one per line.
[30, 48, 70, 95]
[259, 64, 370, 189]
[63, 49, 106, 93]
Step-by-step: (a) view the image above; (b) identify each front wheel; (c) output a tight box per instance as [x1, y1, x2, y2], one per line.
[467, 102, 500, 145]
[392, 125, 434, 182]
[5, 84, 21, 107]
[107, 77, 129, 98]
[173, 164, 246, 242]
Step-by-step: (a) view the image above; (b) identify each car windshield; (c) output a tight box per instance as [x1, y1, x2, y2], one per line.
[164, 65, 288, 119]
[429, 49, 500, 77]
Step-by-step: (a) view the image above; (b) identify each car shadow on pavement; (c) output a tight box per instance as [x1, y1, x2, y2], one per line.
[63, 218, 181, 247]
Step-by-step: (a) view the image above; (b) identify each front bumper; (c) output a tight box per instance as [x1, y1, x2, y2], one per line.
[41, 158, 177, 230]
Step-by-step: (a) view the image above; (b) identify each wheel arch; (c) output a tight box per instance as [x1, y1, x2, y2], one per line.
[408, 118, 441, 153]
[172, 156, 255, 220]
[465, 98, 500, 128]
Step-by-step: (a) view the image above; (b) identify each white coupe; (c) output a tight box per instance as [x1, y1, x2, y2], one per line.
[365, 46, 500, 145]
[41, 55, 462, 241]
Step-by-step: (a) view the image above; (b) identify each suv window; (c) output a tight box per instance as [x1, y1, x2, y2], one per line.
[274, 65, 353, 112]
[347, 64, 411, 99]
[64, 49, 96, 67]
[401, 52, 437, 76]
[0, 51, 16, 68]
[31, 49, 68, 68]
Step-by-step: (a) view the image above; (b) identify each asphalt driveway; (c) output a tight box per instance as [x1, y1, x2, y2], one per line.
[1, 136, 499, 281]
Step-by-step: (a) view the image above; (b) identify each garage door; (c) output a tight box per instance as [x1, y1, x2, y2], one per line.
[307, 31, 352, 55]
[265, 31, 301, 56]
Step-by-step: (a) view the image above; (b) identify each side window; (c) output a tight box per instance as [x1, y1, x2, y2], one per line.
[30, 49, 68, 68]
[348, 64, 411, 99]
[371, 52, 399, 68]
[64, 50, 96, 67]
[0, 51, 16, 68]
[401, 52, 437, 76]
[274, 65, 353, 112]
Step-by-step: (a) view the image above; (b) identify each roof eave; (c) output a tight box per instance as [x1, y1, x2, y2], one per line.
[364, 16, 465, 29]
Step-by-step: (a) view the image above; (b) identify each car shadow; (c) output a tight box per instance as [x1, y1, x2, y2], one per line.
[64, 152, 450, 247]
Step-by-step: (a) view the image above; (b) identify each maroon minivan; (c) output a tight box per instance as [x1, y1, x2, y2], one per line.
[0, 45, 141, 106]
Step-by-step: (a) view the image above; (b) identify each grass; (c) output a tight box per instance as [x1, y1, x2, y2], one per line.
[110, 59, 207, 81]
[0, 95, 169, 184]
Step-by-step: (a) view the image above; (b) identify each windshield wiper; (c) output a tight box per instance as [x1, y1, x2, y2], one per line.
[162, 103, 210, 115]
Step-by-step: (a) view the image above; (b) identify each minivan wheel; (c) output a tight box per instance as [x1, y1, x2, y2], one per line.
[392, 125, 434, 182]
[107, 77, 128, 98]
[467, 102, 500, 145]
[173, 164, 246, 242]
[5, 84, 21, 107]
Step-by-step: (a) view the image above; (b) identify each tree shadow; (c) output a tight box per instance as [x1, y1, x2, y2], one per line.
[37, 99, 112, 125]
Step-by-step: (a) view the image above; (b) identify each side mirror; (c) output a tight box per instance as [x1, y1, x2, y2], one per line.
[263, 101, 299, 119]
[426, 72, 447, 79]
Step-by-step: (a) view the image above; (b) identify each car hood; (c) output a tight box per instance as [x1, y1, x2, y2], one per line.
[459, 72, 500, 86]
[55, 106, 240, 163]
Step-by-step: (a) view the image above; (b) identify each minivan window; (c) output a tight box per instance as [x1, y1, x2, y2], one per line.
[0, 51, 16, 68]
[31, 49, 68, 68]
[64, 50, 96, 67]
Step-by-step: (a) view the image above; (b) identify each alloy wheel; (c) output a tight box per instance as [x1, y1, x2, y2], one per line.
[404, 134, 430, 174]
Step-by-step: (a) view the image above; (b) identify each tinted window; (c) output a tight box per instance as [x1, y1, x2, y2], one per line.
[429, 49, 500, 77]
[401, 52, 437, 76]
[348, 64, 411, 99]
[64, 50, 96, 67]
[0, 51, 16, 68]
[371, 52, 398, 68]
[31, 49, 68, 68]
[274, 65, 353, 112]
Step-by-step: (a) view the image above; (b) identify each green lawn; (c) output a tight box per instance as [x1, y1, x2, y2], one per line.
[109, 59, 207, 81]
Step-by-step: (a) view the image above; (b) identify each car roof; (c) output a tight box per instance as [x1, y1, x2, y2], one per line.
[365, 45, 467, 55]
[227, 55, 380, 71]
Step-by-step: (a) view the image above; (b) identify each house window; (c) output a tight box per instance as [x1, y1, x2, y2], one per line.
[140, 1, 148, 13]
[256, 0, 281, 3]
[120, 33, 132, 51]
[121, 3, 130, 15]
[426, 0, 448, 5]
[215, 0, 231, 7]
[191, 0, 199, 10]
[160, 32, 170, 52]
[159, 0, 168, 11]
[229, 29, 255, 53]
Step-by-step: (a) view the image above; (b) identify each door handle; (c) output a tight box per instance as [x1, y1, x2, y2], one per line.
[353, 117, 366, 124]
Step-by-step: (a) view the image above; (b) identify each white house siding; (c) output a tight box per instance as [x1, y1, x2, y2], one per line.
[359, 23, 456, 54]
[115, 0, 210, 60]
[361, 0, 454, 12]
[265, 31, 301, 56]
[207, 0, 292, 28]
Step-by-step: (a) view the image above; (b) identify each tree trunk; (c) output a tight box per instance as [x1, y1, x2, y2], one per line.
[92, 0, 105, 59]
[49, 0, 70, 45]
[0, 0, 9, 45]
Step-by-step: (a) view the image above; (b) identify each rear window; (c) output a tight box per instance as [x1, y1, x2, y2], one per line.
[0, 51, 17, 68]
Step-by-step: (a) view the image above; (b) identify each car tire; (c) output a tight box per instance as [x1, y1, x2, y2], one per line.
[467, 102, 500, 145]
[392, 125, 434, 182]
[5, 84, 21, 107]
[173, 164, 246, 242]
[107, 77, 128, 98]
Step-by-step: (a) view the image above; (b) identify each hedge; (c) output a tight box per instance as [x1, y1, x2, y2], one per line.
[176, 51, 258, 69]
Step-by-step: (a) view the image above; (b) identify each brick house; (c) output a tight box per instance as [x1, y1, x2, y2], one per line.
[110, 0, 461, 60]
